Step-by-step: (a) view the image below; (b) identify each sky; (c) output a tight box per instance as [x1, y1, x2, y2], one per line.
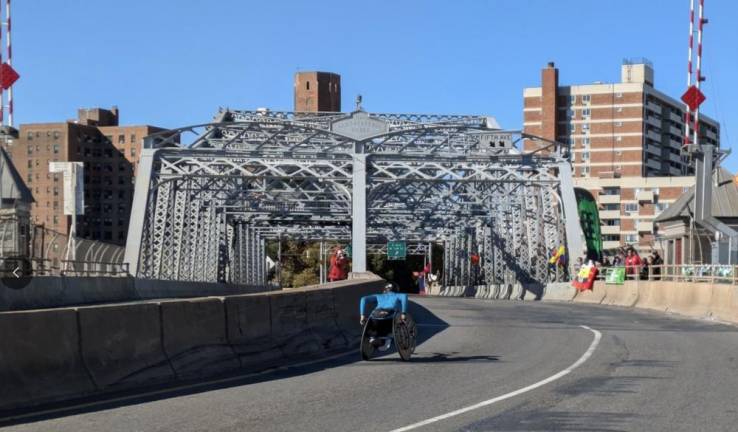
[11, 0, 738, 170]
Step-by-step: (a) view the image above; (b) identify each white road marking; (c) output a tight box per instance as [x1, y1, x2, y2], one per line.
[389, 325, 602, 432]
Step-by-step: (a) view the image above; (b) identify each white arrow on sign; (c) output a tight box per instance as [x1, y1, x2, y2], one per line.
[12, 266, 20, 278]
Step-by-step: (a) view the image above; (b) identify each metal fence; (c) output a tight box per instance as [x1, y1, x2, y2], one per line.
[579, 264, 738, 285]
[0, 257, 130, 278]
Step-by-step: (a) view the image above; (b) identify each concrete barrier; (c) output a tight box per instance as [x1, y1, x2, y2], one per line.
[669, 282, 713, 319]
[61, 276, 138, 306]
[521, 282, 545, 301]
[0, 276, 383, 412]
[77, 303, 174, 389]
[333, 278, 383, 340]
[0, 277, 278, 312]
[710, 284, 738, 323]
[0, 277, 66, 311]
[573, 281, 606, 304]
[225, 294, 283, 370]
[0, 308, 95, 411]
[541, 282, 577, 302]
[602, 281, 639, 307]
[160, 298, 240, 378]
[305, 289, 348, 352]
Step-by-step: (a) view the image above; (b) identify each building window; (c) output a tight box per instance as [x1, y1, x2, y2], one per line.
[582, 108, 591, 117]
[118, 134, 125, 144]
[26, 174, 32, 183]
[617, 107, 623, 113]
[624, 234, 638, 243]
[582, 123, 590, 131]
[624, 203, 638, 214]
[582, 151, 590, 161]
[306, 81, 310, 90]
[581, 166, 590, 176]
[568, 109, 575, 118]
[582, 94, 591, 104]
[27, 159, 32, 168]
[615, 121, 623, 127]
[602, 187, 620, 196]
[570, 123, 576, 132]
[616, 136, 623, 142]
[53, 215, 58, 225]
[615, 92, 623, 98]
[582, 137, 590, 146]
[130, 134, 136, 144]
[569, 95, 576, 104]
[53, 144, 59, 154]
[131, 148, 136, 157]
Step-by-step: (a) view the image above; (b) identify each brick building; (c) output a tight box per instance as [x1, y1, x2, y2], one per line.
[294, 71, 341, 112]
[523, 60, 721, 253]
[2, 107, 169, 245]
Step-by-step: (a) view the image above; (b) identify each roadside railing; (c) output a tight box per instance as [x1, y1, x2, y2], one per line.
[0, 257, 130, 278]
[60, 260, 130, 277]
[576, 264, 738, 285]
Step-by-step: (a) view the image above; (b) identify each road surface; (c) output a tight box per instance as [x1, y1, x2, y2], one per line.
[3, 297, 738, 432]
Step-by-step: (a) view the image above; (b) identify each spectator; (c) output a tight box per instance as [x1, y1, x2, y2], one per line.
[625, 248, 642, 279]
[328, 248, 349, 282]
[651, 251, 663, 280]
[640, 256, 651, 280]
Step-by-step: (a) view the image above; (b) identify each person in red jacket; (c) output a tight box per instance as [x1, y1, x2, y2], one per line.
[624, 248, 642, 278]
[328, 248, 349, 282]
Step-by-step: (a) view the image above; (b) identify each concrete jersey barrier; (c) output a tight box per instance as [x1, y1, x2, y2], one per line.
[0, 274, 385, 412]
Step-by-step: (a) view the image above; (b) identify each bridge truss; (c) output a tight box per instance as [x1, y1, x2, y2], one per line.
[124, 109, 582, 288]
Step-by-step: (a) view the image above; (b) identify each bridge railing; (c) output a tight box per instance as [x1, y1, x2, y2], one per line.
[584, 264, 738, 285]
[59, 260, 130, 277]
[0, 257, 130, 278]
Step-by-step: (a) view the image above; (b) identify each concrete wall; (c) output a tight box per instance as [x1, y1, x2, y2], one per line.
[545, 279, 738, 325]
[0, 275, 383, 412]
[0, 276, 278, 312]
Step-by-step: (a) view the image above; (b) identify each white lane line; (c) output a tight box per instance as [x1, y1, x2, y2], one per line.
[389, 325, 602, 432]
[1, 350, 356, 423]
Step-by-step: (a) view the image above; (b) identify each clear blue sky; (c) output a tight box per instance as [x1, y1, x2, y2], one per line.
[12, 1, 738, 170]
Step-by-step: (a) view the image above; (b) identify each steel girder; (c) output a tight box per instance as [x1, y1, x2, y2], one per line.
[124, 110, 580, 286]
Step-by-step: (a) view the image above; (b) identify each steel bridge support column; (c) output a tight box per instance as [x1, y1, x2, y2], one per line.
[351, 150, 368, 274]
[125, 147, 156, 277]
[557, 161, 584, 274]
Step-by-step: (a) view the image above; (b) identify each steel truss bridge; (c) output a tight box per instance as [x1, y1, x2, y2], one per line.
[124, 109, 582, 288]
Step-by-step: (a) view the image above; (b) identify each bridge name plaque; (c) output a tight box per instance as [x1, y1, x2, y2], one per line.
[331, 111, 389, 140]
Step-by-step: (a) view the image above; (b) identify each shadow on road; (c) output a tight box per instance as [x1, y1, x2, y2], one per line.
[0, 299, 449, 427]
[371, 352, 499, 363]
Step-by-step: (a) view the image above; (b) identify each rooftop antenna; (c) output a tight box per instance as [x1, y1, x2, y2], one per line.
[355, 94, 363, 111]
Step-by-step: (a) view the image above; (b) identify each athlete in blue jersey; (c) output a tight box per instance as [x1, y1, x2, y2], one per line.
[359, 282, 408, 326]
[359, 282, 416, 361]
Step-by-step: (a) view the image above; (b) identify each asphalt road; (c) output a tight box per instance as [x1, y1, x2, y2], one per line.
[4, 297, 738, 432]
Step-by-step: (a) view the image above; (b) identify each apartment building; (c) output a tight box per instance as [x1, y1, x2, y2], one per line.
[523, 60, 720, 252]
[2, 107, 169, 245]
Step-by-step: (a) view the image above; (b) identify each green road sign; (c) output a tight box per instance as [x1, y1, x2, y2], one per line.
[387, 241, 407, 260]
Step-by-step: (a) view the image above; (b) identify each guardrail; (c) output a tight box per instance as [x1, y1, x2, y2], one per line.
[576, 264, 738, 284]
[0, 257, 130, 277]
[60, 261, 130, 277]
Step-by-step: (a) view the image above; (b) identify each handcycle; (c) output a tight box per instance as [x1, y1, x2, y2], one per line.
[360, 308, 417, 361]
